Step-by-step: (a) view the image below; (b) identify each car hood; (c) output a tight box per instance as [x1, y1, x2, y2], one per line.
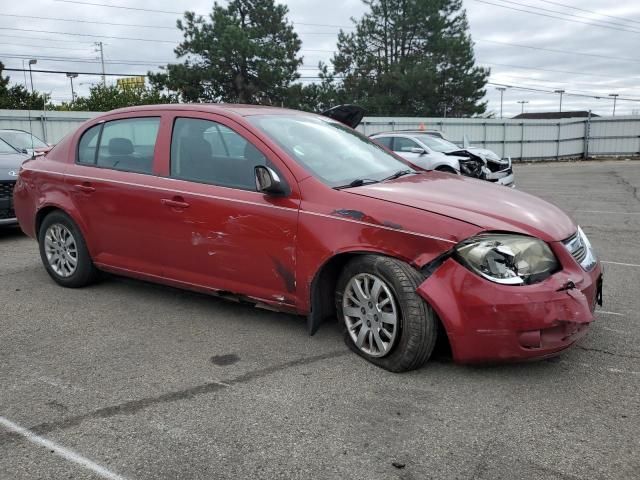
[0, 152, 28, 180]
[347, 172, 575, 242]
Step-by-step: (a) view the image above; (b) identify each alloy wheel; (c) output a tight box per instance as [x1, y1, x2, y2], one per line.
[44, 223, 78, 278]
[342, 273, 399, 357]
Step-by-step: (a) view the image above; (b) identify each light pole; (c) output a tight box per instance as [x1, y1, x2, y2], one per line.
[66, 73, 78, 103]
[496, 87, 507, 119]
[609, 93, 619, 116]
[517, 100, 529, 114]
[554, 89, 565, 112]
[28, 59, 37, 93]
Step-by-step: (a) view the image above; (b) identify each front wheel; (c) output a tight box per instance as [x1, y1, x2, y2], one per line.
[336, 255, 437, 372]
[38, 211, 98, 288]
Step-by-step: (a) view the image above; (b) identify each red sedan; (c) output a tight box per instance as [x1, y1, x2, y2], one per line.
[13, 104, 602, 371]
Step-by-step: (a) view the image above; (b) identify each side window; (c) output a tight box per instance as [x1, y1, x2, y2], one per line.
[77, 124, 102, 165]
[393, 137, 420, 153]
[96, 117, 160, 174]
[374, 136, 393, 149]
[171, 118, 267, 191]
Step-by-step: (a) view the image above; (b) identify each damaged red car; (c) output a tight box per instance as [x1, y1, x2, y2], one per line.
[13, 104, 602, 372]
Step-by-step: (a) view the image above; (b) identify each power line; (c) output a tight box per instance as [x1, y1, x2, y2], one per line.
[0, 33, 95, 44]
[0, 13, 176, 30]
[0, 42, 90, 52]
[470, 0, 640, 35]
[476, 38, 640, 65]
[50, 1, 353, 29]
[5, 66, 640, 103]
[493, 0, 640, 31]
[536, 0, 640, 26]
[482, 61, 640, 80]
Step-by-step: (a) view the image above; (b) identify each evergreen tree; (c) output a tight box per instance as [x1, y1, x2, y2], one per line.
[332, 0, 489, 116]
[149, 0, 302, 105]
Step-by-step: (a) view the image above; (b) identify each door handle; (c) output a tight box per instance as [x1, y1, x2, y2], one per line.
[73, 183, 95, 193]
[161, 197, 190, 209]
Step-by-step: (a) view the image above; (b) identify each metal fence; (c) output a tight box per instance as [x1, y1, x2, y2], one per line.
[1, 109, 639, 161]
[358, 115, 640, 160]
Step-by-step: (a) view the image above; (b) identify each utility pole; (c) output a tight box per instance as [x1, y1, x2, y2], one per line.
[554, 89, 565, 112]
[609, 93, 619, 116]
[496, 87, 507, 119]
[66, 73, 78, 103]
[28, 59, 37, 93]
[95, 41, 106, 86]
[517, 100, 529, 114]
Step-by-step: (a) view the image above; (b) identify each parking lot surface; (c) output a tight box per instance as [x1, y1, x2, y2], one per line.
[1, 160, 639, 480]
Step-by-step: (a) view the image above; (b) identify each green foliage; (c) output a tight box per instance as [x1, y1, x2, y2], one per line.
[149, 0, 302, 104]
[0, 62, 53, 110]
[284, 63, 343, 112]
[331, 0, 489, 117]
[58, 84, 176, 112]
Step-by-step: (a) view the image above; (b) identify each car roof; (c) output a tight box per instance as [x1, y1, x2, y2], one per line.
[106, 103, 312, 118]
[372, 130, 442, 136]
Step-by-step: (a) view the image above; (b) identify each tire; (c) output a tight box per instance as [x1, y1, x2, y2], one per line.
[435, 166, 458, 174]
[335, 255, 437, 372]
[38, 211, 98, 288]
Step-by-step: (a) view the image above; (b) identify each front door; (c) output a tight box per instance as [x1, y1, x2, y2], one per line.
[150, 113, 300, 306]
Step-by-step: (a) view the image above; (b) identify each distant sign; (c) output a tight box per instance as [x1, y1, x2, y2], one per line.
[117, 77, 145, 89]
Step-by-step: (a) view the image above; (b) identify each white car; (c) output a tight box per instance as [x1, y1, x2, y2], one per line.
[371, 131, 515, 187]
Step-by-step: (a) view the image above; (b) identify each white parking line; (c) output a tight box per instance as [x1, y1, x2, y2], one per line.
[0, 416, 127, 480]
[575, 210, 640, 215]
[601, 261, 640, 268]
[596, 310, 624, 317]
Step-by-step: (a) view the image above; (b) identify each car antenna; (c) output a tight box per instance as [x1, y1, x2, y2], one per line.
[22, 60, 35, 154]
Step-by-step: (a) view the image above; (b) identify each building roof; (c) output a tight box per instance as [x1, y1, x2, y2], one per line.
[512, 111, 599, 120]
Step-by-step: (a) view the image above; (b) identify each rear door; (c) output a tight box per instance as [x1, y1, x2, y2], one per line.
[148, 112, 301, 305]
[67, 115, 168, 274]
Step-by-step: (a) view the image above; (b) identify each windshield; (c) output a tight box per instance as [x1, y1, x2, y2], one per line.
[0, 138, 16, 154]
[0, 131, 47, 150]
[249, 115, 414, 188]
[415, 135, 459, 153]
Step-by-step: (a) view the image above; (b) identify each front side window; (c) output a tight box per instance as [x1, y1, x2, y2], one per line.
[249, 115, 413, 188]
[171, 118, 267, 190]
[95, 117, 160, 174]
[393, 137, 420, 153]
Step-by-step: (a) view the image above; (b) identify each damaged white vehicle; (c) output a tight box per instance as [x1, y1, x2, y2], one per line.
[371, 131, 514, 187]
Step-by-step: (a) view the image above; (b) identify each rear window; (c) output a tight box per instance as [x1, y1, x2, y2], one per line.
[77, 117, 160, 174]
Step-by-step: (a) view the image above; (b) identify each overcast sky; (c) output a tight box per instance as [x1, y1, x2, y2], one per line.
[2, 0, 640, 117]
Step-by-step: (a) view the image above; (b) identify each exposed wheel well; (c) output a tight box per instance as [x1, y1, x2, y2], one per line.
[35, 206, 63, 238]
[308, 252, 454, 357]
[435, 165, 458, 174]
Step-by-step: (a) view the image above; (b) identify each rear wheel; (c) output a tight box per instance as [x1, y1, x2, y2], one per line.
[336, 255, 437, 372]
[38, 211, 98, 288]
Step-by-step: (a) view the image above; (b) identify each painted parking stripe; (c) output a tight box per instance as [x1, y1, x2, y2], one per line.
[575, 210, 640, 215]
[596, 310, 624, 317]
[0, 416, 127, 480]
[601, 261, 640, 268]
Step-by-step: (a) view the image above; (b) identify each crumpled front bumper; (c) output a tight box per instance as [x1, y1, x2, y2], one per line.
[416, 250, 602, 363]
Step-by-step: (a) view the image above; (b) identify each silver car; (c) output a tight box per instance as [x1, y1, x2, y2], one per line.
[371, 131, 515, 187]
[0, 139, 29, 226]
[0, 129, 49, 157]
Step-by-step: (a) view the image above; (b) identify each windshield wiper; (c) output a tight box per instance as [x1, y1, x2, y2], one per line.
[382, 169, 415, 182]
[334, 178, 380, 190]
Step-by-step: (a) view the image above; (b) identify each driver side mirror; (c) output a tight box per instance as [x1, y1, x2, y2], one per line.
[409, 147, 426, 155]
[255, 165, 287, 195]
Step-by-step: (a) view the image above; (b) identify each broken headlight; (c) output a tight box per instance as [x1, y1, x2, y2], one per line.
[458, 158, 484, 178]
[455, 234, 559, 285]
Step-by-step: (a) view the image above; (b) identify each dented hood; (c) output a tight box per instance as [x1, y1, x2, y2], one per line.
[348, 172, 576, 242]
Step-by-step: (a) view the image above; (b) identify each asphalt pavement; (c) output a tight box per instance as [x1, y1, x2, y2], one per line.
[1, 160, 639, 479]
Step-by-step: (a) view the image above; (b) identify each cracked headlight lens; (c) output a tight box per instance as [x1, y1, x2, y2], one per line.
[455, 234, 559, 285]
